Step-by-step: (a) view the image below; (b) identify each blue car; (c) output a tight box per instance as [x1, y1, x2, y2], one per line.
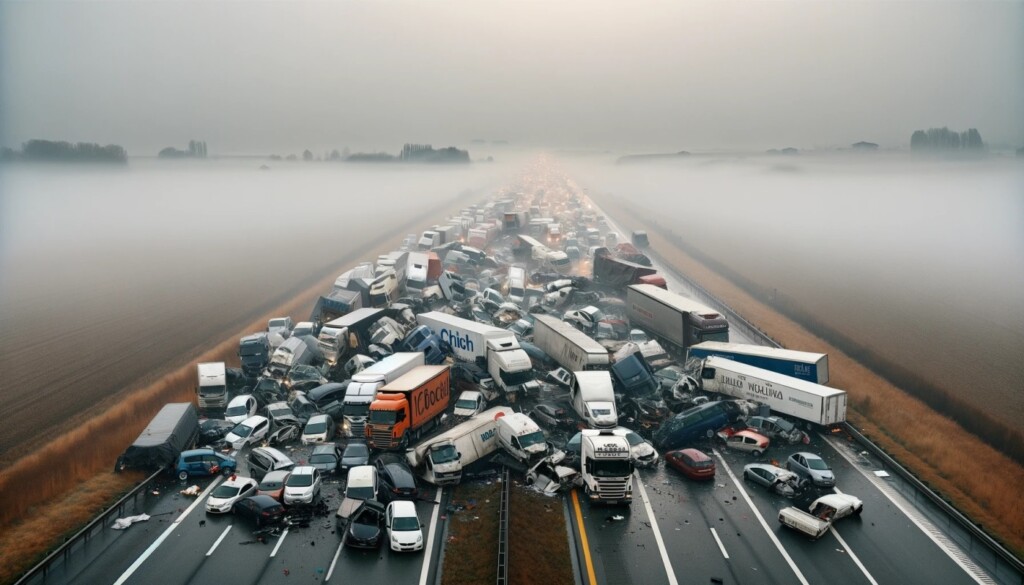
[176, 448, 237, 481]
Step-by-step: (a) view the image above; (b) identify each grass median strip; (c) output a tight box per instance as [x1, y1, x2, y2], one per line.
[441, 479, 501, 585]
[509, 483, 574, 585]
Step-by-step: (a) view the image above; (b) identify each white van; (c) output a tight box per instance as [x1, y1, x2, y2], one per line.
[336, 465, 379, 526]
[507, 266, 527, 304]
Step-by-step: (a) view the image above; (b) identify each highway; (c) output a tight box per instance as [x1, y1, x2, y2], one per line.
[34, 444, 447, 585]
[20, 179, 1006, 585]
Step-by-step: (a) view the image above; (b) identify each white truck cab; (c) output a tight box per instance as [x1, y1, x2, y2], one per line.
[496, 412, 549, 463]
[579, 429, 633, 505]
[570, 371, 617, 428]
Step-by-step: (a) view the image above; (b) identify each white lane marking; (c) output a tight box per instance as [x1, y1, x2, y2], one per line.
[713, 449, 810, 585]
[326, 539, 345, 581]
[418, 487, 445, 585]
[113, 476, 225, 585]
[205, 525, 232, 557]
[825, 435, 995, 585]
[710, 527, 730, 559]
[830, 526, 878, 585]
[634, 470, 679, 585]
[269, 527, 289, 558]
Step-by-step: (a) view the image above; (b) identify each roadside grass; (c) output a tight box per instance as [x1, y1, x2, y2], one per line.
[0, 197, 472, 582]
[442, 479, 502, 585]
[594, 193, 1024, 557]
[0, 471, 144, 585]
[509, 485, 573, 585]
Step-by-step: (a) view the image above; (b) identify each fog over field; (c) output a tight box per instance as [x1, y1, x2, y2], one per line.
[0, 161, 515, 459]
[568, 155, 1024, 425]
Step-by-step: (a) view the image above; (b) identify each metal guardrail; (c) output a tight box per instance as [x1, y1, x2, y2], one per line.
[644, 237, 1024, 584]
[13, 468, 164, 585]
[496, 466, 510, 585]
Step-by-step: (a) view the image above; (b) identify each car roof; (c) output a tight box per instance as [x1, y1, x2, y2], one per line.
[252, 447, 292, 463]
[228, 394, 254, 406]
[733, 430, 768, 441]
[261, 470, 290, 482]
[240, 415, 268, 426]
[793, 451, 821, 459]
[389, 500, 418, 516]
[291, 465, 315, 475]
[676, 448, 711, 461]
[247, 495, 282, 507]
[223, 476, 256, 488]
[747, 463, 787, 473]
[347, 465, 375, 483]
[307, 414, 331, 423]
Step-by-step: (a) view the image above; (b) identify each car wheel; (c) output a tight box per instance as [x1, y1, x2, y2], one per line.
[752, 449, 762, 457]
[222, 466, 233, 476]
[178, 470, 189, 481]
[705, 429, 714, 439]
[854, 505, 863, 516]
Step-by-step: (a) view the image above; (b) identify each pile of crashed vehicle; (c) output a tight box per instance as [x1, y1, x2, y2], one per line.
[124, 175, 863, 545]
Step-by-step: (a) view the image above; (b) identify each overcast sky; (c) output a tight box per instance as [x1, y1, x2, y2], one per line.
[1, 1, 1022, 155]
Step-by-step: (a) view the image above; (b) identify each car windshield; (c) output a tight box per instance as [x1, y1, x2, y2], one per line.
[807, 458, 829, 471]
[268, 406, 290, 418]
[593, 459, 632, 477]
[431, 444, 459, 464]
[310, 453, 337, 464]
[369, 409, 397, 424]
[590, 407, 612, 416]
[269, 319, 288, 329]
[287, 474, 313, 487]
[392, 515, 419, 531]
[347, 485, 374, 500]
[774, 418, 796, 432]
[519, 430, 546, 448]
[624, 432, 644, 447]
[343, 403, 369, 417]
[305, 421, 327, 434]
[231, 423, 253, 437]
[456, 398, 477, 409]
[260, 479, 284, 490]
[345, 444, 369, 458]
[225, 405, 247, 416]
[212, 485, 242, 498]
[658, 369, 681, 381]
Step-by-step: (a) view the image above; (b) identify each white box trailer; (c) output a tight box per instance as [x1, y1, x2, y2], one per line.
[687, 341, 829, 384]
[406, 407, 513, 485]
[416, 311, 533, 390]
[342, 352, 425, 438]
[533, 314, 610, 372]
[626, 284, 730, 351]
[698, 356, 846, 426]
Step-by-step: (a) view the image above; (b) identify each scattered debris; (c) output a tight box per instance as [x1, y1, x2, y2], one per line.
[112, 514, 150, 530]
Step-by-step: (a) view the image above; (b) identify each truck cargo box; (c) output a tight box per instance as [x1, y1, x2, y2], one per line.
[687, 341, 829, 384]
[118, 403, 199, 471]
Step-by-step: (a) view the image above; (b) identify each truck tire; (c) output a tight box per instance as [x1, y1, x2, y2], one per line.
[399, 433, 409, 450]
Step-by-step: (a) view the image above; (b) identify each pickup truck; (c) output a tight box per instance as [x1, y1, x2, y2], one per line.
[778, 493, 863, 539]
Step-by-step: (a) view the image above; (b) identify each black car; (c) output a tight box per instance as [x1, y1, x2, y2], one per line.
[340, 442, 370, 474]
[199, 419, 235, 445]
[308, 382, 349, 407]
[309, 443, 342, 475]
[232, 495, 286, 528]
[530, 404, 575, 431]
[344, 500, 385, 549]
[374, 454, 419, 502]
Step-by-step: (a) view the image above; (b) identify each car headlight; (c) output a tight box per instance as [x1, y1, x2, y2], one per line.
[416, 534, 422, 543]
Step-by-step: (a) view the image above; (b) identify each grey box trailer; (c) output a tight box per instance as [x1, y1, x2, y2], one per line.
[116, 402, 199, 471]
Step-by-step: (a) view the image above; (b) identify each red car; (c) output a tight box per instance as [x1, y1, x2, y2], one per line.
[665, 448, 716, 480]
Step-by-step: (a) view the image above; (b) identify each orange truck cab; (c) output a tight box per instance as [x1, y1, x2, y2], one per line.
[367, 365, 451, 450]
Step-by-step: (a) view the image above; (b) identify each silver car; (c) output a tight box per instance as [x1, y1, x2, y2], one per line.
[786, 452, 835, 487]
[743, 463, 802, 497]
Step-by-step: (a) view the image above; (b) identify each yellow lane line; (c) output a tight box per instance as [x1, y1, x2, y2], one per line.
[571, 489, 598, 585]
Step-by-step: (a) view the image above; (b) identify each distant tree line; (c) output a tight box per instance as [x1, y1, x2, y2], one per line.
[268, 143, 470, 164]
[1, 139, 127, 163]
[910, 127, 984, 151]
[159, 139, 208, 159]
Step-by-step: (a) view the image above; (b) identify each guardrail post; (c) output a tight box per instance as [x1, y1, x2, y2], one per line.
[496, 466, 510, 585]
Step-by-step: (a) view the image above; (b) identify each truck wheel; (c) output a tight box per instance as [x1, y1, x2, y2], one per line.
[399, 434, 409, 450]
[854, 505, 863, 516]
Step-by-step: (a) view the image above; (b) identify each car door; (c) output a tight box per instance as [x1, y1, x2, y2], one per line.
[751, 467, 769, 488]
[312, 469, 322, 496]
[253, 420, 269, 443]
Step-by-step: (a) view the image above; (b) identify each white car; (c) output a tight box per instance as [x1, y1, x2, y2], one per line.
[283, 466, 322, 505]
[224, 394, 258, 425]
[225, 415, 270, 450]
[809, 493, 864, 522]
[386, 500, 424, 552]
[547, 367, 573, 388]
[453, 391, 486, 418]
[205, 476, 258, 514]
[301, 414, 336, 445]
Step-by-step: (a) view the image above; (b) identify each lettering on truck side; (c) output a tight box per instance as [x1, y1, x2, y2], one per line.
[412, 378, 450, 419]
[631, 303, 655, 321]
[439, 329, 474, 353]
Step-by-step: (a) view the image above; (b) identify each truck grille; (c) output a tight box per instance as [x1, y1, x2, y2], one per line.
[349, 421, 365, 438]
[595, 478, 630, 500]
[371, 427, 395, 449]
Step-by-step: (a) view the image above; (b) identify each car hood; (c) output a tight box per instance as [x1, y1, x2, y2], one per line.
[337, 497, 364, 520]
[391, 528, 422, 545]
[349, 521, 381, 540]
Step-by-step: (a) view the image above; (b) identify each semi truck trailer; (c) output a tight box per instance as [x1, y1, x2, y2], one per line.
[342, 352, 425, 438]
[626, 284, 729, 352]
[533, 314, 610, 371]
[697, 356, 846, 426]
[406, 407, 513, 485]
[367, 365, 451, 449]
[416, 311, 533, 390]
[686, 341, 829, 384]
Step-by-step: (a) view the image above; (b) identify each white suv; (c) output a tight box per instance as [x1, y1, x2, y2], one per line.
[283, 466, 321, 505]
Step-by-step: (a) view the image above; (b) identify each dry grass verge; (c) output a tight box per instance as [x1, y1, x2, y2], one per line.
[509, 485, 573, 585]
[442, 480, 502, 585]
[0, 471, 145, 584]
[0, 195, 473, 583]
[593, 192, 1024, 557]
